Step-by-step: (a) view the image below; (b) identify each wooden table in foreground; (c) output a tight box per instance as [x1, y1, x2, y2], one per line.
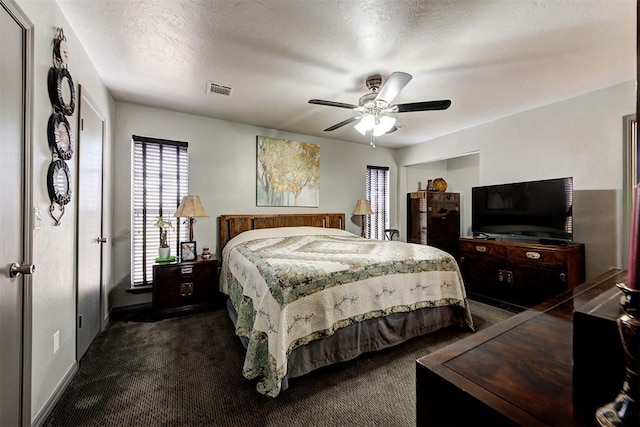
[416, 268, 626, 426]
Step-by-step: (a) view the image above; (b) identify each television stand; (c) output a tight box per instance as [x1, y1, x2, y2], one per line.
[459, 237, 585, 309]
[539, 238, 569, 246]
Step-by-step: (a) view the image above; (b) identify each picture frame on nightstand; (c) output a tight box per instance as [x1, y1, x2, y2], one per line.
[180, 241, 196, 262]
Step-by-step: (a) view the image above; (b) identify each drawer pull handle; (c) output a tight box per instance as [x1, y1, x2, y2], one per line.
[526, 252, 541, 260]
[475, 246, 487, 253]
[181, 267, 193, 275]
[180, 282, 194, 297]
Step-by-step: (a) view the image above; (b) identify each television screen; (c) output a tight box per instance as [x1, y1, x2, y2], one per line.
[472, 177, 573, 241]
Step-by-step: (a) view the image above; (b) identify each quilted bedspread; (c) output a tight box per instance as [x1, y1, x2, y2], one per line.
[220, 226, 473, 397]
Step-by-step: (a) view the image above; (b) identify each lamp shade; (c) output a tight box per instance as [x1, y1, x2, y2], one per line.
[354, 114, 377, 135]
[352, 199, 373, 215]
[373, 115, 396, 136]
[354, 120, 368, 136]
[174, 195, 209, 218]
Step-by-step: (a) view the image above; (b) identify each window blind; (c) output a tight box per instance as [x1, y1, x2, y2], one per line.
[132, 135, 188, 286]
[563, 177, 574, 235]
[365, 165, 390, 240]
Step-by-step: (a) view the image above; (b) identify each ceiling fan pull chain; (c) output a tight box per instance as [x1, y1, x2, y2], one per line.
[370, 133, 376, 148]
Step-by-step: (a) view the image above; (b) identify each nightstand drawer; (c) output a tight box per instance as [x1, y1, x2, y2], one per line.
[152, 259, 218, 320]
[153, 276, 211, 308]
[155, 264, 199, 280]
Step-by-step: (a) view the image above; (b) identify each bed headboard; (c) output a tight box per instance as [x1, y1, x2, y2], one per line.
[219, 213, 346, 248]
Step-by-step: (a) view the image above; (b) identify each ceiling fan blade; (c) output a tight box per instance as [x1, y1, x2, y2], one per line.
[375, 72, 412, 104]
[395, 100, 451, 113]
[324, 116, 359, 132]
[309, 99, 359, 109]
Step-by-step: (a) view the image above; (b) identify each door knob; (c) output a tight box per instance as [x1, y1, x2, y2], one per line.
[10, 262, 35, 278]
[97, 237, 108, 243]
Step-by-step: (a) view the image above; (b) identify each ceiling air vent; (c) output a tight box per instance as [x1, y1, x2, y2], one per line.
[206, 81, 232, 96]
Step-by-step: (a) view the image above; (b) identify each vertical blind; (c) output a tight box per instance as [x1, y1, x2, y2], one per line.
[132, 135, 188, 286]
[365, 165, 390, 239]
[563, 177, 574, 235]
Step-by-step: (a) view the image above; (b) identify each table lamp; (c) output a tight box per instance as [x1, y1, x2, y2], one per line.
[352, 199, 373, 238]
[174, 195, 209, 241]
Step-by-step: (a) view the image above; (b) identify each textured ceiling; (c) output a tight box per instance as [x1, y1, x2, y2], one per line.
[56, 0, 635, 148]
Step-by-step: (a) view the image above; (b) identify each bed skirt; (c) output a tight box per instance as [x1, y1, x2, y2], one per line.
[226, 298, 467, 392]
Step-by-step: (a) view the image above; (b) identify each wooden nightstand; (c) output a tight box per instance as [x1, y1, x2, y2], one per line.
[152, 258, 219, 320]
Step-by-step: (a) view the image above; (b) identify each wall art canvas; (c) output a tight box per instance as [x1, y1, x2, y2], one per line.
[257, 136, 320, 207]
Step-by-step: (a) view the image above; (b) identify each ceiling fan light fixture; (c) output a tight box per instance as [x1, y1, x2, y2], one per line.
[373, 115, 396, 136]
[355, 114, 375, 135]
[362, 114, 376, 130]
[308, 71, 451, 142]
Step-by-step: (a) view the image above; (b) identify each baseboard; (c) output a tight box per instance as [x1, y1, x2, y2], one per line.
[32, 361, 78, 427]
[109, 302, 153, 322]
[467, 293, 526, 313]
[103, 312, 111, 331]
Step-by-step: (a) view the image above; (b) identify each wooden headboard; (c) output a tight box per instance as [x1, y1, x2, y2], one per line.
[219, 213, 346, 248]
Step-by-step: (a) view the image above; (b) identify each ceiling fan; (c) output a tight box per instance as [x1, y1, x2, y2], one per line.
[308, 72, 451, 146]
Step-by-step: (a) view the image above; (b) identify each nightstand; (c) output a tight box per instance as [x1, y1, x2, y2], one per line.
[152, 258, 219, 320]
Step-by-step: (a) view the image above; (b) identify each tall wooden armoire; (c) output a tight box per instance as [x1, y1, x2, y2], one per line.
[407, 192, 460, 259]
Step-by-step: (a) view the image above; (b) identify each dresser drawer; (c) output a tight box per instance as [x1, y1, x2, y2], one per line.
[460, 240, 505, 257]
[428, 192, 460, 203]
[507, 246, 565, 267]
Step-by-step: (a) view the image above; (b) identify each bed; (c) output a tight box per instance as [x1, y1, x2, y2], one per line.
[218, 213, 474, 397]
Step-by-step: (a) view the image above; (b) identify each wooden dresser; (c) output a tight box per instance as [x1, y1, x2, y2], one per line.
[416, 268, 625, 426]
[407, 192, 460, 259]
[459, 237, 585, 310]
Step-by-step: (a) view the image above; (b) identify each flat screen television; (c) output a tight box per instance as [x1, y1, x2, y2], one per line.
[471, 177, 573, 242]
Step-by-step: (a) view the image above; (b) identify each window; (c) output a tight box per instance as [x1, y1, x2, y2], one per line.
[132, 135, 188, 286]
[365, 165, 390, 239]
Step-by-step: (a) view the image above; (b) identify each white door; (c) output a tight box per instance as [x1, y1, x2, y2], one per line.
[0, 1, 33, 425]
[76, 87, 105, 360]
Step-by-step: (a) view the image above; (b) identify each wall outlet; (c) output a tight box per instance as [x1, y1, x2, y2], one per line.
[53, 330, 60, 354]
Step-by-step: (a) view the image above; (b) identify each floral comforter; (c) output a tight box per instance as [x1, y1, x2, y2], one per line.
[220, 226, 473, 397]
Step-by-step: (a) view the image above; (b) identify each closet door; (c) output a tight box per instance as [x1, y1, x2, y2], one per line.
[76, 87, 105, 360]
[0, 2, 33, 425]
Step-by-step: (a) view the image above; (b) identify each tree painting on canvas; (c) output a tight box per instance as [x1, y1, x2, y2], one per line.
[257, 136, 320, 207]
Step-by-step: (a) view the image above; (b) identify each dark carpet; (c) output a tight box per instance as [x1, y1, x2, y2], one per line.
[42, 300, 513, 427]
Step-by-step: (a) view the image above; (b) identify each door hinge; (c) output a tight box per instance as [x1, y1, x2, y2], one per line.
[78, 315, 82, 328]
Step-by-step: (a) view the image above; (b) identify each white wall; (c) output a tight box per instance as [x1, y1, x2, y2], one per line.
[442, 154, 480, 237]
[111, 102, 398, 308]
[15, 0, 115, 422]
[406, 161, 448, 193]
[398, 82, 635, 279]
